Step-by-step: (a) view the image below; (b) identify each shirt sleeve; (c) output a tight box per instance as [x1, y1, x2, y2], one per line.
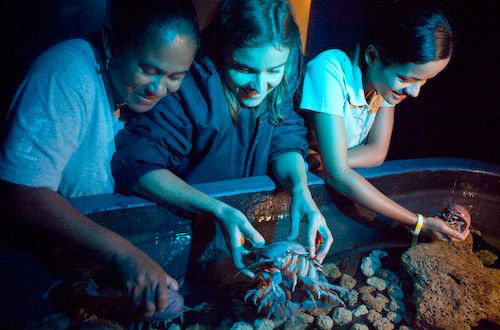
[111, 93, 193, 193]
[269, 108, 309, 160]
[300, 53, 347, 117]
[0, 57, 86, 190]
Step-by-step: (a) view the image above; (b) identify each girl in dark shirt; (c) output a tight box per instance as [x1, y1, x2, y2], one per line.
[112, 0, 334, 277]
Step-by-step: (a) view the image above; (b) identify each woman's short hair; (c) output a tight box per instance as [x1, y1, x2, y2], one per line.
[365, 0, 453, 65]
[109, 0, 200, 54]
[203, 0, 302, 124]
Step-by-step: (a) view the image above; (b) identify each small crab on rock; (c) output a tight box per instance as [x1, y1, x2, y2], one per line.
[439, 203, 471, 233]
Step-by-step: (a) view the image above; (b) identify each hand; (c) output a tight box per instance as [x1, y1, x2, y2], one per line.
[421, 216, 470, 241]
[288, 186, 333, 263]
[113, 249, 178, 317]
[215, 204, 265, 278]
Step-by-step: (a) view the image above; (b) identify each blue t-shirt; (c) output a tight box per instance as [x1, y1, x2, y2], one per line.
[112, 55, 308, 192]
[0, 39, 124, 198]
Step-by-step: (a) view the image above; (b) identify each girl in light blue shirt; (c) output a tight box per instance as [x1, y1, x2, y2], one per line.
[301, 2, 469, 242]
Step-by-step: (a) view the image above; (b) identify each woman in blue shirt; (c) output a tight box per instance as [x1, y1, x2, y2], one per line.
[112, 0, 334, 277]
[0, 0, 199, 319]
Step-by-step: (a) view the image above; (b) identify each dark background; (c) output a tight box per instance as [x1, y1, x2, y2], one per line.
[1, 0, 499, 164]
[307, 0, 500, 165]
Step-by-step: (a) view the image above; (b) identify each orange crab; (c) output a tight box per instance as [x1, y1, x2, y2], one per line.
[244, 241, 346, 319]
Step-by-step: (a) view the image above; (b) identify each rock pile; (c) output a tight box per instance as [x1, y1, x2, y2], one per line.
[401, 234, 500, 329]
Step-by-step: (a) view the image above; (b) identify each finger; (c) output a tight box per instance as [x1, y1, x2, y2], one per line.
[166, 274, 179, 291]
[306, 215, 318, 259]
[287, 207, 301, 241]
[240, 269, 256, 279]
[143, 288, 156, 318]
[230, 233, 246, 271]
[438, 219, 467, 241]
[229, 233, 255, 278]
[131, 283, 144, 310]
[239, 221, 265, 246]
[231, 247, 255, 278]
[156, 278, 168, 312]
[316, 227, 333, 262]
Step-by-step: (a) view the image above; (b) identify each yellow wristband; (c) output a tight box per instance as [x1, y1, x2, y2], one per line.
[411, 214, 424, 247]
[414, 214, 424, 235]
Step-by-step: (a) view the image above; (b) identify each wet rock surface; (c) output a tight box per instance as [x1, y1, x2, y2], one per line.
[401, 234, 500, 329]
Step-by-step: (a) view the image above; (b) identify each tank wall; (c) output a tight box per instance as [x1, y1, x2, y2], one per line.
[1, 158, 499, 326]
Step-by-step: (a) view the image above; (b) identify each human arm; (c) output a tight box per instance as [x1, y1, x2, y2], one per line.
[270, 152, 333, 262]
[313, 112, 469, 240]
[347, 105, 394, 168]
[0, 41, 178, 316]
[130, 169, 265, 278]
[0, 180, 176, 317]
[268, 59, 333, 260]
[111, 82, 265, 277]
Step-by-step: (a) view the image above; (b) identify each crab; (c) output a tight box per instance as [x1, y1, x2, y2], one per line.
[244, 241, 346, 319]
[439, 203, 471, 233]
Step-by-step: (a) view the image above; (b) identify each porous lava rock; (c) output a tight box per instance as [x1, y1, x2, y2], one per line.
[401, 235, 500, 329]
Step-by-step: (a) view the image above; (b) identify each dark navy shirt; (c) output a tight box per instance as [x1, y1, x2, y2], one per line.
[112, 56, 308, 192]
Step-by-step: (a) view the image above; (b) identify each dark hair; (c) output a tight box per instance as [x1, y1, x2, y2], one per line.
[203, 0, 302, 124]
[365, 1, 453, 65]
[109, 0, 199, 54]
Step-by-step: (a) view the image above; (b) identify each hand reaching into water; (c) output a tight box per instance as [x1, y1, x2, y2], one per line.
[288, 186, 333, 263]
[113, 249, 179, 317]
[214, 204, 266, 278]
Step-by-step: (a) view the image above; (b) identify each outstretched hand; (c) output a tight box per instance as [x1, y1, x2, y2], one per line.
[113, 249, 178, 318]
[215, 204, 266, 278]
[288, 186, 333, 263]
[421, 216, 470, 241]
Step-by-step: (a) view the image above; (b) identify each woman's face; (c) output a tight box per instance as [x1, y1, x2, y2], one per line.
[109, 30, 197, 113]
[223, 44, 290, 108]
[366, 51, 450, 106]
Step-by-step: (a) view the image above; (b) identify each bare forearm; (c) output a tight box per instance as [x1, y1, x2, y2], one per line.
[327, 169, 418, 227]
[270, 152, 308, 193]
[347, 144, 387, 168]
[131, 169, 226, 217]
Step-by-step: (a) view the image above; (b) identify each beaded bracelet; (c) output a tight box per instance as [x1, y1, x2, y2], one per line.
[411, 214, 424, 247]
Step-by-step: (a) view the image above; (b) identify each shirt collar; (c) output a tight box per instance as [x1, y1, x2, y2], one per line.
[343, 47, 369, 109]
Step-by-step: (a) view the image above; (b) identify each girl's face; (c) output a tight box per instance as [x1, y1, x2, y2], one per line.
[365, 50, 450, 106]
[109, 30, 197, 113]
[223, 44, 290, 108]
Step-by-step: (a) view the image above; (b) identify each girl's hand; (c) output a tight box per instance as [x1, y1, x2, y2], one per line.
[215, 204, 265, 278]
[421, 216, 470, 241]
[113, 249, 178, 318]
[288, 186, 333, 263]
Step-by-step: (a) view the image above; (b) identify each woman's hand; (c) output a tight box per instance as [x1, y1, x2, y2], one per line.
[288, 186, 333, 263]
[420, 216, 470, 241]
[113, 249, 179, 318]
[215, 204, 266, 278]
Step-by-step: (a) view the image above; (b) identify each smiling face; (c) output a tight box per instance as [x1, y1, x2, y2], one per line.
[223, 44, 290, 108]
[365, 47, 450, 106]
[109, 30, 197, 113]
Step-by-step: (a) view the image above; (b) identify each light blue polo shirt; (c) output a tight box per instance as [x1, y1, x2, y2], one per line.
[301, 49, 384, 148]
